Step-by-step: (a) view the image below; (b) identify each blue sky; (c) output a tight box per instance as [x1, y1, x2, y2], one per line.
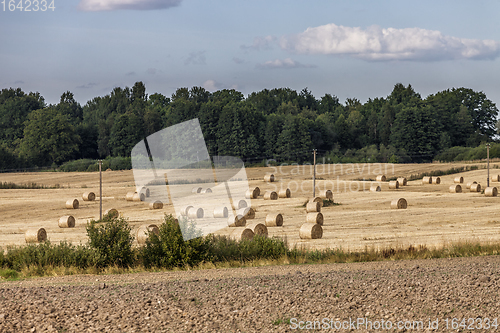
[1, 0, 500, 107]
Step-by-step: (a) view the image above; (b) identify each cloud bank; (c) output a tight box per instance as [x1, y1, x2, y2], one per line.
[279, 23, 500, 61]
[78, 0, 181, 11]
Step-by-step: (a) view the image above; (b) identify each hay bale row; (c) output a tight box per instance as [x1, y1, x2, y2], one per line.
[485, 187, 498, 197]
[470, 183, 481, 193]
[397, 177, 407, 186]
[149, 201, 163, 210]
[278, 188, 291, 198]
[388, 180, 399, 189]
[391, 198, 407, 209]
[306, 201, 321, 213]
[265, 213, 283, 227]
[376, 175, 386, 182]
[370, 184, 381, 192]
[246, 223, 268, 237]
[137, 224, 159, 244]
[228, 215, 246, 227]
[59, 215, 75, 228]
[449, 184, 462, 193]
[306, 212, 323, 225]
[82, 192, 96, 201]
[264, 191, 278, 200]
[422, 176, 432, 184]
[299, 223, 323, 239]
[25, 228, 47, 243]
[264, 174, 275, 182]
[432, 177, 441, 184]
[454, 176, 464, 184]
[491, 175, 500, 182]
[66, 199, 79, 209]
[245, 187, 260, 199]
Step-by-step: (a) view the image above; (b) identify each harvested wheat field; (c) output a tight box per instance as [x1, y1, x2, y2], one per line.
[1, 162, 500, 251]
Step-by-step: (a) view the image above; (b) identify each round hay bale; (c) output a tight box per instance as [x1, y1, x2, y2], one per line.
[58, 216, 75, 228]
[238, 207, 255, 220]
[136, 224, 159, 245]
[191, 187, 202, 193]
[388, 180, 399, 189]
[139, 187, 150, 197]
[245, 187, 260, 199]
[306, 201, 321, 213]
[264, 174, 275, 182]
[265, 213, 283, 227]
[422, 176, 432, 184]
[309, 197, 323, 207]
[246, 223, 268, 237]
[376, 175, 386, 182]
[449, 184, 462, 193]
[66, 199, 79, 209]
[278, 188, 291, 198]
[466, 181, 477, 189]
[454, 176, 464, 184]
[432, 177, 441, 184]
[396, 177, 407, 186]
[485, 187, 498, 197]
[230, 228, 254, 241]
[299, 223, 323, 239]
[25, 228, 47, 243]
[187, 207, 204, 219]
[263, 191, 278, 200]
[470, 183, 481, 193]
[370, 185, 381, 192]
[180, 205, 194, 216]
[133, 192, 145, 202]
[200, 188, 212, 193]
[213, 206, 228, 218]
[125, 192, 135, 201]
[149, 201, 163, 210]
[491, 175, 500, 182]
[82, 192, 95, 201]
[324, 190, 333, 199]
[306, 212, 324, 225]
[104, 208, 119, 219]
[228, 215, 246, 227]
[390, 198, 407, 209]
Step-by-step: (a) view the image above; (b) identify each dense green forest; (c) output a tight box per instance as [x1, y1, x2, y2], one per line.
[0, 82, 498, 171]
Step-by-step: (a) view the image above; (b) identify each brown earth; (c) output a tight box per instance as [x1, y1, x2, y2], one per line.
[0, 255, 499, 332]
[1, 162, 500, 251]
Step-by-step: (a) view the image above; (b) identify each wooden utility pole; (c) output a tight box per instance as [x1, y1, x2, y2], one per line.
[99, 160, 102, 220]
[487, 143, 491, 188]
[313, 149, 317, 197]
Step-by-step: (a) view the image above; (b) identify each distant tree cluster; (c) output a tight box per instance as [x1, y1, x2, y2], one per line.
[0, 82, 498, 170]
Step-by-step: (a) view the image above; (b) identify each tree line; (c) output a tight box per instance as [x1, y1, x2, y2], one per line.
[0, 82, 498, 170]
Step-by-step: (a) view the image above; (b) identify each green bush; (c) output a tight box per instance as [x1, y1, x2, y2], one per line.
[139, 215, 210, 269]
[86, 217, 135, 268]
[206, 234, 288, 262]
[58, 159, 96, 172]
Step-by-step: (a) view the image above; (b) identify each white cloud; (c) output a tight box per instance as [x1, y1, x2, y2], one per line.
[279, 23, 500, 61]
[257, 58, 315, 69]
[241, 36, 277, 51]
[78, 0, 181, 11]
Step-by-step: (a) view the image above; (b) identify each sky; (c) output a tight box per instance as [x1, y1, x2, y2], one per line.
[1, 0, 500, 108]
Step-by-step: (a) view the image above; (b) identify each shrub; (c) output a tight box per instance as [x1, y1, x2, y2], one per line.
[86, 217, 135, 268]
[139, 215, 210, 269]
[206, 235, 288, 262]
